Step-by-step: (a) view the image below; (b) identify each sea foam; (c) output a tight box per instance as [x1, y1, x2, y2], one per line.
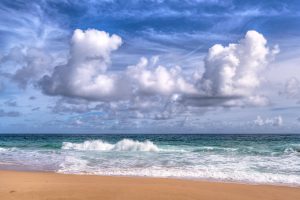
[0, 147, 7, 152]
[62, 139, 159, 152]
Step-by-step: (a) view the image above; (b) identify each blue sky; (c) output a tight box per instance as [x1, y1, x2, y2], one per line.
[1, 0, 300, 133]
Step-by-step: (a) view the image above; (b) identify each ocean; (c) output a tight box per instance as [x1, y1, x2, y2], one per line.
[0, 134, 300, 186]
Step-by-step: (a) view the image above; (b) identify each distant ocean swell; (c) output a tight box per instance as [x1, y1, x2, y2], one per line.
[1, 134, 300, 186]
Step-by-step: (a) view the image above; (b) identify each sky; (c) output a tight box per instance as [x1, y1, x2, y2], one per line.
[0, 0, 300, 133]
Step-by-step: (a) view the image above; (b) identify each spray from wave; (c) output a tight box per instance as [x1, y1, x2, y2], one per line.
[61, 139, 159, 152]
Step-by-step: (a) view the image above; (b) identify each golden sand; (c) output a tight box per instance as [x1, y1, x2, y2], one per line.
[1, 170, 300, 200]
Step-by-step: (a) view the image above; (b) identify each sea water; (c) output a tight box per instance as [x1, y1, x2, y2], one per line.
[0, 134, 300, 185]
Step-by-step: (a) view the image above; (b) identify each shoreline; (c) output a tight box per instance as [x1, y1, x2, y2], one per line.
[1, 167, 299, 188]
[1, 166, 300, 187]
[1, 170, 300, 200]
[52, 172, 300, 188]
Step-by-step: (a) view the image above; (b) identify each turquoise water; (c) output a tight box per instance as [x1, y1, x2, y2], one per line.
[0, 134, 300, 185]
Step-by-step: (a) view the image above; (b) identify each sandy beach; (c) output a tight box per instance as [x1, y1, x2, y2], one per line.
[0, 170, 299, 200]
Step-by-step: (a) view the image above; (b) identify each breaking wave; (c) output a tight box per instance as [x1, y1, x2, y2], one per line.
[61, 139, 159, 152]
[284, 146, 300, 154]
[0, 147, 17, 152]
[0, 147, 7, 152]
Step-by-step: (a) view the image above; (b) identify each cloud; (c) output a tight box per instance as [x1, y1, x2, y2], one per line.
[0, 46, 54, 89]
[127, 57, 197, 96]
[40, 29, 131, 101]
[198, 30, 278, 97]
[50, 98, 101, 114]
[71, 119, 84, 126]
[0, 109, 20, 117]
[280, 77, 300, 99]
[13, 49, 53, 88]
[0, 1, 68, 51]
[39, 28, 277, 115]
[177, 30, 278, 108]
[254, 115, 283, 126]
[0, 1, 70, 90]
[223, 95, 270, 107]
[4, 100, 17, 107]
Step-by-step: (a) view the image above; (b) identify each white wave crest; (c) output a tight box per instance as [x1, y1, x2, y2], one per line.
[284, 147, 300, 154]
[0, 147, 7, 152]
[62, 140, 113, 151]
[62, 139, 159, 152]
[0, 147, 17, 152]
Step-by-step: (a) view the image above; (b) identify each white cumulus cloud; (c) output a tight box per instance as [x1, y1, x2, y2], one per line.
[39, 29, 278, 111]
[199, 30, 278, 97]
[254, 115, 283, 126]
[127, 57, 197, 96]
[40, 29, 131, 101]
